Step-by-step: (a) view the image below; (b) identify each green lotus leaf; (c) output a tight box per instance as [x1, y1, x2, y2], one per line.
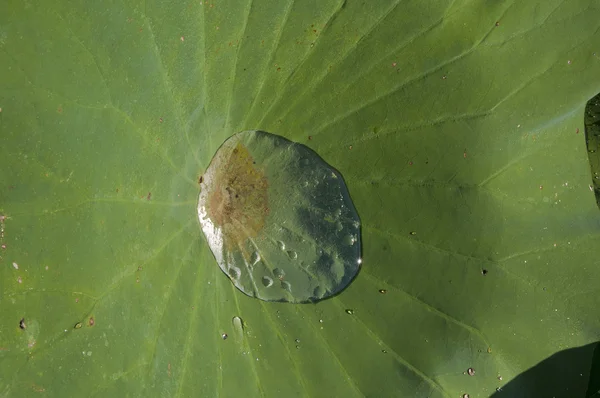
[1, 0, 600, 397]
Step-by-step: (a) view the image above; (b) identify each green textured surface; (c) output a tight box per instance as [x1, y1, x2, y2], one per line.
[1, 0, 600, 397]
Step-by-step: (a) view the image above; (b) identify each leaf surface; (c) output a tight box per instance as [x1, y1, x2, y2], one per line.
[1, 0, 600, 397]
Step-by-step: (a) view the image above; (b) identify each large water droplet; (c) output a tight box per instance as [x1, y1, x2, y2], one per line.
[197, 130, 361, 303]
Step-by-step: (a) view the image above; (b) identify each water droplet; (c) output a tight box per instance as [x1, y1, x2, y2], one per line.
[344, 235, 357, 245]
[261, 276, 273, 287]
[467, 367, 475, 376]
[312, 285, 325, 299]
[273, 268, 285, 279]
[287, 250, 297, 260]
[379, 289, 387, 294]
[228, 266, 240, 279]
[197, 131, 361, 303]
[221, 333, 228, 340]
[232, 316, 244, 334]
[250, 251, 261, 265]
[345, 309, 354, 315]
[281, 280, 292, 292]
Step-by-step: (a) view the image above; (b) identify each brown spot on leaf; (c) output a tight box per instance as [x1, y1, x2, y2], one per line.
[205, 142, 269, 255]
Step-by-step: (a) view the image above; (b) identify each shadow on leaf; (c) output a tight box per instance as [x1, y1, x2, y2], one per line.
[490, 342, 598, 398]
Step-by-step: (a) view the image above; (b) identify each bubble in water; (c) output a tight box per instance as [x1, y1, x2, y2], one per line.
[287, 250, 298, 260]
[273, 268, 286, 280]
[250, 251, 261, 265]
[197, 130, 361, 303]
[344, 235, 356, 246]
[228, 266, 240, 279]
[281, 280, 292, 292]
[262, 276, 274, 287]
[313, 286, 325, 298]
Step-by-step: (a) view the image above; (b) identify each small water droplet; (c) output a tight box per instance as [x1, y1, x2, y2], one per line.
[277, 240, 286, 251]
[467, 367, 475, 376]
[281, 280, 292, 292]
[261, 276, 273, 287]
[295, 338, 300, 343]
[273, 268, 285, 279]
[462, 394, 469, 398]
[344, 234, 356, 245]
[409, 231, 416, 236]
[222, 333, 228, 340]
[228, 266, 240, 279]
[313, 285, 325, 298]
[250, 251, 261, 265]
[381, 349, 387, 354]
[345, 309, 354, 315]
[379, 289, 387, 294]
[287, 250, 297, 260]
[232, 316, 244, 335]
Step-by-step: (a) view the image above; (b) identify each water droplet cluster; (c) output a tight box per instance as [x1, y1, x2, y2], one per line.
[198, 131, 361, 303]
